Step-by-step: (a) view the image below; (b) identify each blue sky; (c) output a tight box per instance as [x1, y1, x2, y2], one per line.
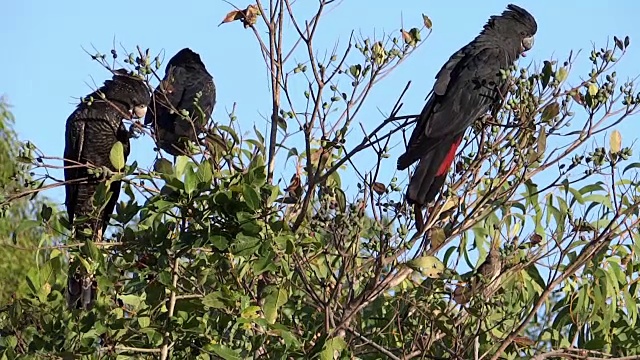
[2, 0, 640, 228]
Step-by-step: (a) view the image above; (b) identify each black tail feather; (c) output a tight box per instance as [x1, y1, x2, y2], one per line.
[406, 134, 462, 207]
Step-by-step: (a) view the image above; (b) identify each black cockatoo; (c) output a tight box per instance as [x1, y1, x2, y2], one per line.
[397, 4, 537, 230]
[145, 48, 216, 156]
[64, 69, 150, 309]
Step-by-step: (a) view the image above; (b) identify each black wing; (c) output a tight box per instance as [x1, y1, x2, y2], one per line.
[146, 64, 216, 155]
[64, 114, 84, 225]
[64, 106, 130, 234]
[398, 47, 506, 169]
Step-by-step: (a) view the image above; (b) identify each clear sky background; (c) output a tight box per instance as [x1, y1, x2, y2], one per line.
[2, 0, 640, 231]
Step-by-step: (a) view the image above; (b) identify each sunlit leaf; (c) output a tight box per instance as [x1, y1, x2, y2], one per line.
[406, 256, 445, 278]
[109, 141, 125, 171]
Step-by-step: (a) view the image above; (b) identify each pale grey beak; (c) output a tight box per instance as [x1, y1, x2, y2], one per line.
[522, 36, 534, 51]
[132, 105, 148, 119]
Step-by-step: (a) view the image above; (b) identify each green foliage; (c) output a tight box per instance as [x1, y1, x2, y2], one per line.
[1, 4, 640, 360]
[0, 100, 55, 306]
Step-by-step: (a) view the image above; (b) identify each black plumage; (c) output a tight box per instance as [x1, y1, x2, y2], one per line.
[64, 69, 150, 309]
[398, 4, 537, 227]
[145, 48, 216, 156]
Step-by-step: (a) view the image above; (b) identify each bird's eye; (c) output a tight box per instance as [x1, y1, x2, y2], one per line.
[520, 31, 526, 36]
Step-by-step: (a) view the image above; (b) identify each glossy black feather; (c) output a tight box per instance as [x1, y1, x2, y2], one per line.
[398, 4, 537, 207]
[145, 48, 216, 156]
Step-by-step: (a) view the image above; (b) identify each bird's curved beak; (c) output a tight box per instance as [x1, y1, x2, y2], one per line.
[132, 105, 148, 119]
[521, 36, 534, 52]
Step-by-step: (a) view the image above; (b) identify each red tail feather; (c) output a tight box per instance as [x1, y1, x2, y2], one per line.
[435, 136, 462, 176]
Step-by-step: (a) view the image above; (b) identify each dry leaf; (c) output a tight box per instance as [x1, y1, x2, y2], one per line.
[284, 162, 303, 200]
[513, 336, 536, 347]
[610, 129, 622, 153]
[401, 30, 411, 44]
[220, 9, 244, 24]
[372, 182, 386, 195]
[428, 227, 446, 249]
[285, 173, 300, 191]
[220, 4, 260, 28]
[422, 14, 432, 29]
[453, 283, 472, 304]
[530, 233, 542, 245]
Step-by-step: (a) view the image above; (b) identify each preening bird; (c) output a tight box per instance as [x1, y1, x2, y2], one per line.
[64, 69, 150, 309]
[397, 4, 537, 230]
[145, 48, 216, 156]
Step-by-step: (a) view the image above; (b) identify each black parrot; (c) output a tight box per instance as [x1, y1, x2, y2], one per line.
[64, 69, 150, 309]
[397, 4, 537, 229]
[145, 48, 216, 156]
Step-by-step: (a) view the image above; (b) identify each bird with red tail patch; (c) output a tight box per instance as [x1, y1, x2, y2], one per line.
[397, 4, 537, 231]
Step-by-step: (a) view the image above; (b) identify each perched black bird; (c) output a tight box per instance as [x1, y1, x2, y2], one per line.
[398, 4, 537, 229]
[145, 48, 216, 156]
[64, 69, 150, 309]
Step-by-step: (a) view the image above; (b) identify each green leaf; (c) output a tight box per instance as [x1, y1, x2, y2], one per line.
[137, 317, 151, 328]
[210, 235, 229, 251]
[218, 125, 240, 144]
[584, 338, 608, 350]
[158, 271, 173, 286]
[175, 155, 189, 178]
[197, 160, 213, 184]
[109, 141, 126, 170]
[202, 292, 226, 309]
[349, 64, 361, 78]
[241, 305, 261, 320]
[321, 337, 347, 360]
[120, 294, 142, 307]
[623, 162, 640, 174]
[40, 204, 52, 221]
[334, 188, 346, 213]
[540, 102, 560, 122]
[83, 239, 102, 263]
[623, 289, 638, 325]
[276, 115, 287, 132]
[263, 287, 288, 324]
[583, 194, 614, 211]
[13, 220, 40, 243]
[232, 234, 261, 257]
[253, 253, 277, 275]
[556, 66, 568, 83]
[211, 345, 242, 360]
[4, 335, 17, 349]
[184, 165, 197, 195]
[270, 326, 301, 348]
[286, 147, 298, 160]
[406, 256, 445, 278]
[153, 158, 174, 175]
[579, 182, 606, 194]
[243, 184, 261, 211]
[141, 328, 163, 346]
[525, 265, 546, 293]
[568, 186, 585, 205]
